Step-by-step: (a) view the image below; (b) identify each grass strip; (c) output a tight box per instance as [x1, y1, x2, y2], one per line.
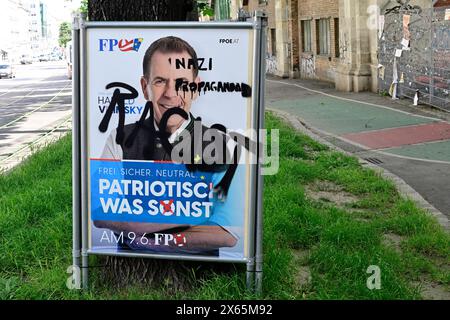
[0, 112, 448, 299]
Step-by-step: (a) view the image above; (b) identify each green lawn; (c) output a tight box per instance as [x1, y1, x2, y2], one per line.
[0, 112, 448, 299]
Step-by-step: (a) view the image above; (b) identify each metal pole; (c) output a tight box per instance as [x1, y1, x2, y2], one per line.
[428, 6, 434, 105]
[254, 10, 267, 297]
[246, 13, 263, 294]
[71, 13, 81, 285]
[246, 258, 255, 292]
[79, 13, 89, 290]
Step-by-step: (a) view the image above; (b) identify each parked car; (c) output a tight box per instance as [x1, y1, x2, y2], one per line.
[49, 53, 61, 61]
[0, 63, 16, 78]
[38, 54, 50, 62]
[0, 64, 15, 78]
[20, 54, 33, 64]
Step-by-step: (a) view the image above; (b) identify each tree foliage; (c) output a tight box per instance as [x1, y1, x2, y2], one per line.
[80, 0, 88, 15]
[197, 1, 214, 17]
[58, 22, 72, 47]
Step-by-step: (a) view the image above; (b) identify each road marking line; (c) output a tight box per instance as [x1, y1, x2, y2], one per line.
[267, 81, 450, 163]
[267, 79, 443, 122]
[0, 86, 27, 97]
[0, 79, 70, 97]
[0, 89, 37, 108]
[339, 120, 442, 135]
[372, 150, 450, 165]
[0, 83, 71, 130]
[268, 107, 450, 165]
[333, 127, 450, 165]
[375, 138, 450, 150]
[0, 115, 72, 165]
[0, 128, 70, 134]
[341, 122, 450, 149]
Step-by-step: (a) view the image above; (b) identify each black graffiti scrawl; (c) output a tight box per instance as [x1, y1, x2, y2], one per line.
[97, 82, 255, 198]
[98, 82, 139, 144]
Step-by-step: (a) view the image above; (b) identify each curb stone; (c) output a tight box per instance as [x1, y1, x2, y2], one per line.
[268, 107, 450, 231]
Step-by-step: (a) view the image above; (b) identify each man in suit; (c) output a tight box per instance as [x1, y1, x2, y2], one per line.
[94, 36, 243, 255]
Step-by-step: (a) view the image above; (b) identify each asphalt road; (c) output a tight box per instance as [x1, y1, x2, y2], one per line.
[266, 76, 450, 221]
[0, 61, 72, 171]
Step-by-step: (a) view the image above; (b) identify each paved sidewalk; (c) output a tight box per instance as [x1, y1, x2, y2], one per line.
[266, 75, 450, 221]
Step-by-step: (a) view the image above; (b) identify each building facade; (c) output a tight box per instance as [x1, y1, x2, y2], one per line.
[0, 0, 31, 62]
[0, 0, 76, 63]
[297, 0, 339, 82]
[235, 0, 440, 93]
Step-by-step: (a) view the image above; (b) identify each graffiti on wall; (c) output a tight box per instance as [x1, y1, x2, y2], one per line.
[339, 33, 349, 62]
[300, 54, 316, 79]
[266, 54, 277, 74]
[378, 5, 449, 111]
[384, 0, 422, 16]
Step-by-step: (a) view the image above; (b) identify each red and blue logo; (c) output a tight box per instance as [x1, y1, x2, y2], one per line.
[99, 38, 143, 52]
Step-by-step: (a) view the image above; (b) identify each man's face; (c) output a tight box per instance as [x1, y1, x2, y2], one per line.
[141, 50, 199, 132]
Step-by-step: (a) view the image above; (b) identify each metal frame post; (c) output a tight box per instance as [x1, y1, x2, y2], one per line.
[78, 19, 262, 289]
[72, 13, 82, 284]
[246, 15, 261, 293]
[254, 10, 267, 297]
[429, 7, 434, 105]
[79, 14, 89, 290]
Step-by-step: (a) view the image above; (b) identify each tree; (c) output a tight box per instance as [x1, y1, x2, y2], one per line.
[197, 0, 215, 18]
[86, 0, 233, 292]
[58, 22, 72, 47]
[87, 0, 197, 21]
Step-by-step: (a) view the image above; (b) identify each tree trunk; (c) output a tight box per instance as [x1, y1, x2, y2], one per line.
[87, 0, 234, 292]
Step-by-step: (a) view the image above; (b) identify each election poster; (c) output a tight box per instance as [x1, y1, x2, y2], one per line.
[86, 26, 257, 262]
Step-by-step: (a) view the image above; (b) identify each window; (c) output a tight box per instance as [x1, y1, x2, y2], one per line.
[317, 18, 330, 55]
[271, 28, 276, 56]
[302, 20, 312, 52]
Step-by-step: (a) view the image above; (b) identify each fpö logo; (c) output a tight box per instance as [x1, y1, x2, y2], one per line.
[152, 233, 187, 247]
[219, 38, 239, 44]
[99, 38, 143, 52]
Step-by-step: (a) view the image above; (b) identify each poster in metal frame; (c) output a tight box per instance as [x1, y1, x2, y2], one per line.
[77, 20, 265, 266]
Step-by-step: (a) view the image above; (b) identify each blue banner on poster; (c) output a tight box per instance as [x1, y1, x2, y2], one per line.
[90, 160, 216, 225]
